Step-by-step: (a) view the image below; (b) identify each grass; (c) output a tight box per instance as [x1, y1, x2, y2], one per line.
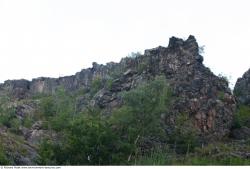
[134, 141, 250, 165]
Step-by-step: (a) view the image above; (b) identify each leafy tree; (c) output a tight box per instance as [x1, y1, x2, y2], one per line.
[40, 96, 56, 117]
[38, 110, 132, 165]
[110, 75, 171, 160]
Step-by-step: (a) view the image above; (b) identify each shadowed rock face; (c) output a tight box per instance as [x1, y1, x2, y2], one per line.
[0, 35, 236, 141]
[234, 68, 250, 106]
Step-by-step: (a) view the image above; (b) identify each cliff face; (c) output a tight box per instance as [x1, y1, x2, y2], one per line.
[234, 68, 250, 106]
[0, 35, 236, 142]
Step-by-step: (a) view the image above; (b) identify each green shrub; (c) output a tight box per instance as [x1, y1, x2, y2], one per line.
[22, 117, 33, 128]
[0, 107, 16, 128]
[38, 87, 76, 131]
[105, 78, 113, 90]
[40, 96, 56, 117]
[0, 144, 10, 165]
[38, 111, 132, 165]
[37, 139, 56, 165]
[110, 75, 172, 160]
[90, 76, 103, 96]
[9, 118, 22, 134]
[167, 113, 199, 154]
[233, 105, 250, 128]
[217, 91, 225, 101]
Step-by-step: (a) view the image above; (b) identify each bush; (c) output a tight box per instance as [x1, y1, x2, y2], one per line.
[9, 118, 22, 134]
[233, 105, 250, 128]
[37, 139, 56, 165]
[90, 76, 103, 96]
[0, 107, 16, 128]
[110, 75, 171, 160]
[0, 143, 10, 165]
[167, 113, 199, 154]
[22, 117, 33, 128]
[38, 110, 132, 165]
[40, 96, 56, 117]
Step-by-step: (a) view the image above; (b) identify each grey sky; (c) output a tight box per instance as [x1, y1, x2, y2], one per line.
[0, 0, 250, 88]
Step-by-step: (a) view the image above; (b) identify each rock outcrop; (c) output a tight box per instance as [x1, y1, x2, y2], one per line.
[92, 35, 236, 142]
[234, 68, 250, 106]
[0, 35, 236, 143]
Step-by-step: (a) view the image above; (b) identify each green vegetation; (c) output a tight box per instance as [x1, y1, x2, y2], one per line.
[0, 107, 16, 128]
[38, 110, 132, 165]
[105, 78, 113, 90]
[37, 76, 173, 165]
[134, 141, 250, 165]
[110, 76, 172, 161]
[90, 76, 103, 96]
[233, 105, 250, 128]
[36, 75, 250, 165]
[0, 142, 10, 165]
[1, 74, 250, 165]
[167, 113, 199, 154]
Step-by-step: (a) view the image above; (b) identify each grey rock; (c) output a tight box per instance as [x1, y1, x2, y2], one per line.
[0, 35, 236, 142]
[231, 127, 250, 140]
[234, 68, 250, 106]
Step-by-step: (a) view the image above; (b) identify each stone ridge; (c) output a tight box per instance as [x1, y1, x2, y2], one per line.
[0, 35, 236, 142]
[0, 35, 200, 99]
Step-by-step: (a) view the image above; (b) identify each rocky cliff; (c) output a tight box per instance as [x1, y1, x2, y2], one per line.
[0, 35, 236, 143]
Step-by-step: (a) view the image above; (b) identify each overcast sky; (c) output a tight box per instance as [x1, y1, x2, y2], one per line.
[0, 0, 250, 88]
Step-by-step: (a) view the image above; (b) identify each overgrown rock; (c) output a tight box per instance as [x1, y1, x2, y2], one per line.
[231, 127, 250, 140]
[234, 68, 250, 106]
[0, 35, 236, 144]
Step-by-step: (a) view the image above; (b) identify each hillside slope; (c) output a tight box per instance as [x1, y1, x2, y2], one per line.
[0, 35, 248, 165]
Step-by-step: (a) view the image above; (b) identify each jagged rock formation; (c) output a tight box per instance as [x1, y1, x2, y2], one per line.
[234, 68, 250, 106]
[0, 35, 236, 143]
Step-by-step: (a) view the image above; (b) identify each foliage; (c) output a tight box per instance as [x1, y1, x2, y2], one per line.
[110, 75, 172, 160]
[0, 143, 10, 165]
[167, 113, 199, 154]
[38, 86, 76, 131]
[38, 110, 132, 165]
[218, 73, 231, 86]
[9, 118, 22, 134]
[135, 141, 250, 165]
[0, 107, 16, 128]
[37, 139, 56, 165]
[105, 78, 113, 90]
[40, 96, 56, 117]
[22, 116, 33, 128]
[134, 146, 171, 165]
[90, 76, 103, 96]
[217, 91, 225, 101]
[233, 105, 250, 128]
[37, 75, 173, 165]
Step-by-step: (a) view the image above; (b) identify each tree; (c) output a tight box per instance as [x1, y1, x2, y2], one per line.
[38, 110, 132, 165]
[110, 75, 171, 160]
